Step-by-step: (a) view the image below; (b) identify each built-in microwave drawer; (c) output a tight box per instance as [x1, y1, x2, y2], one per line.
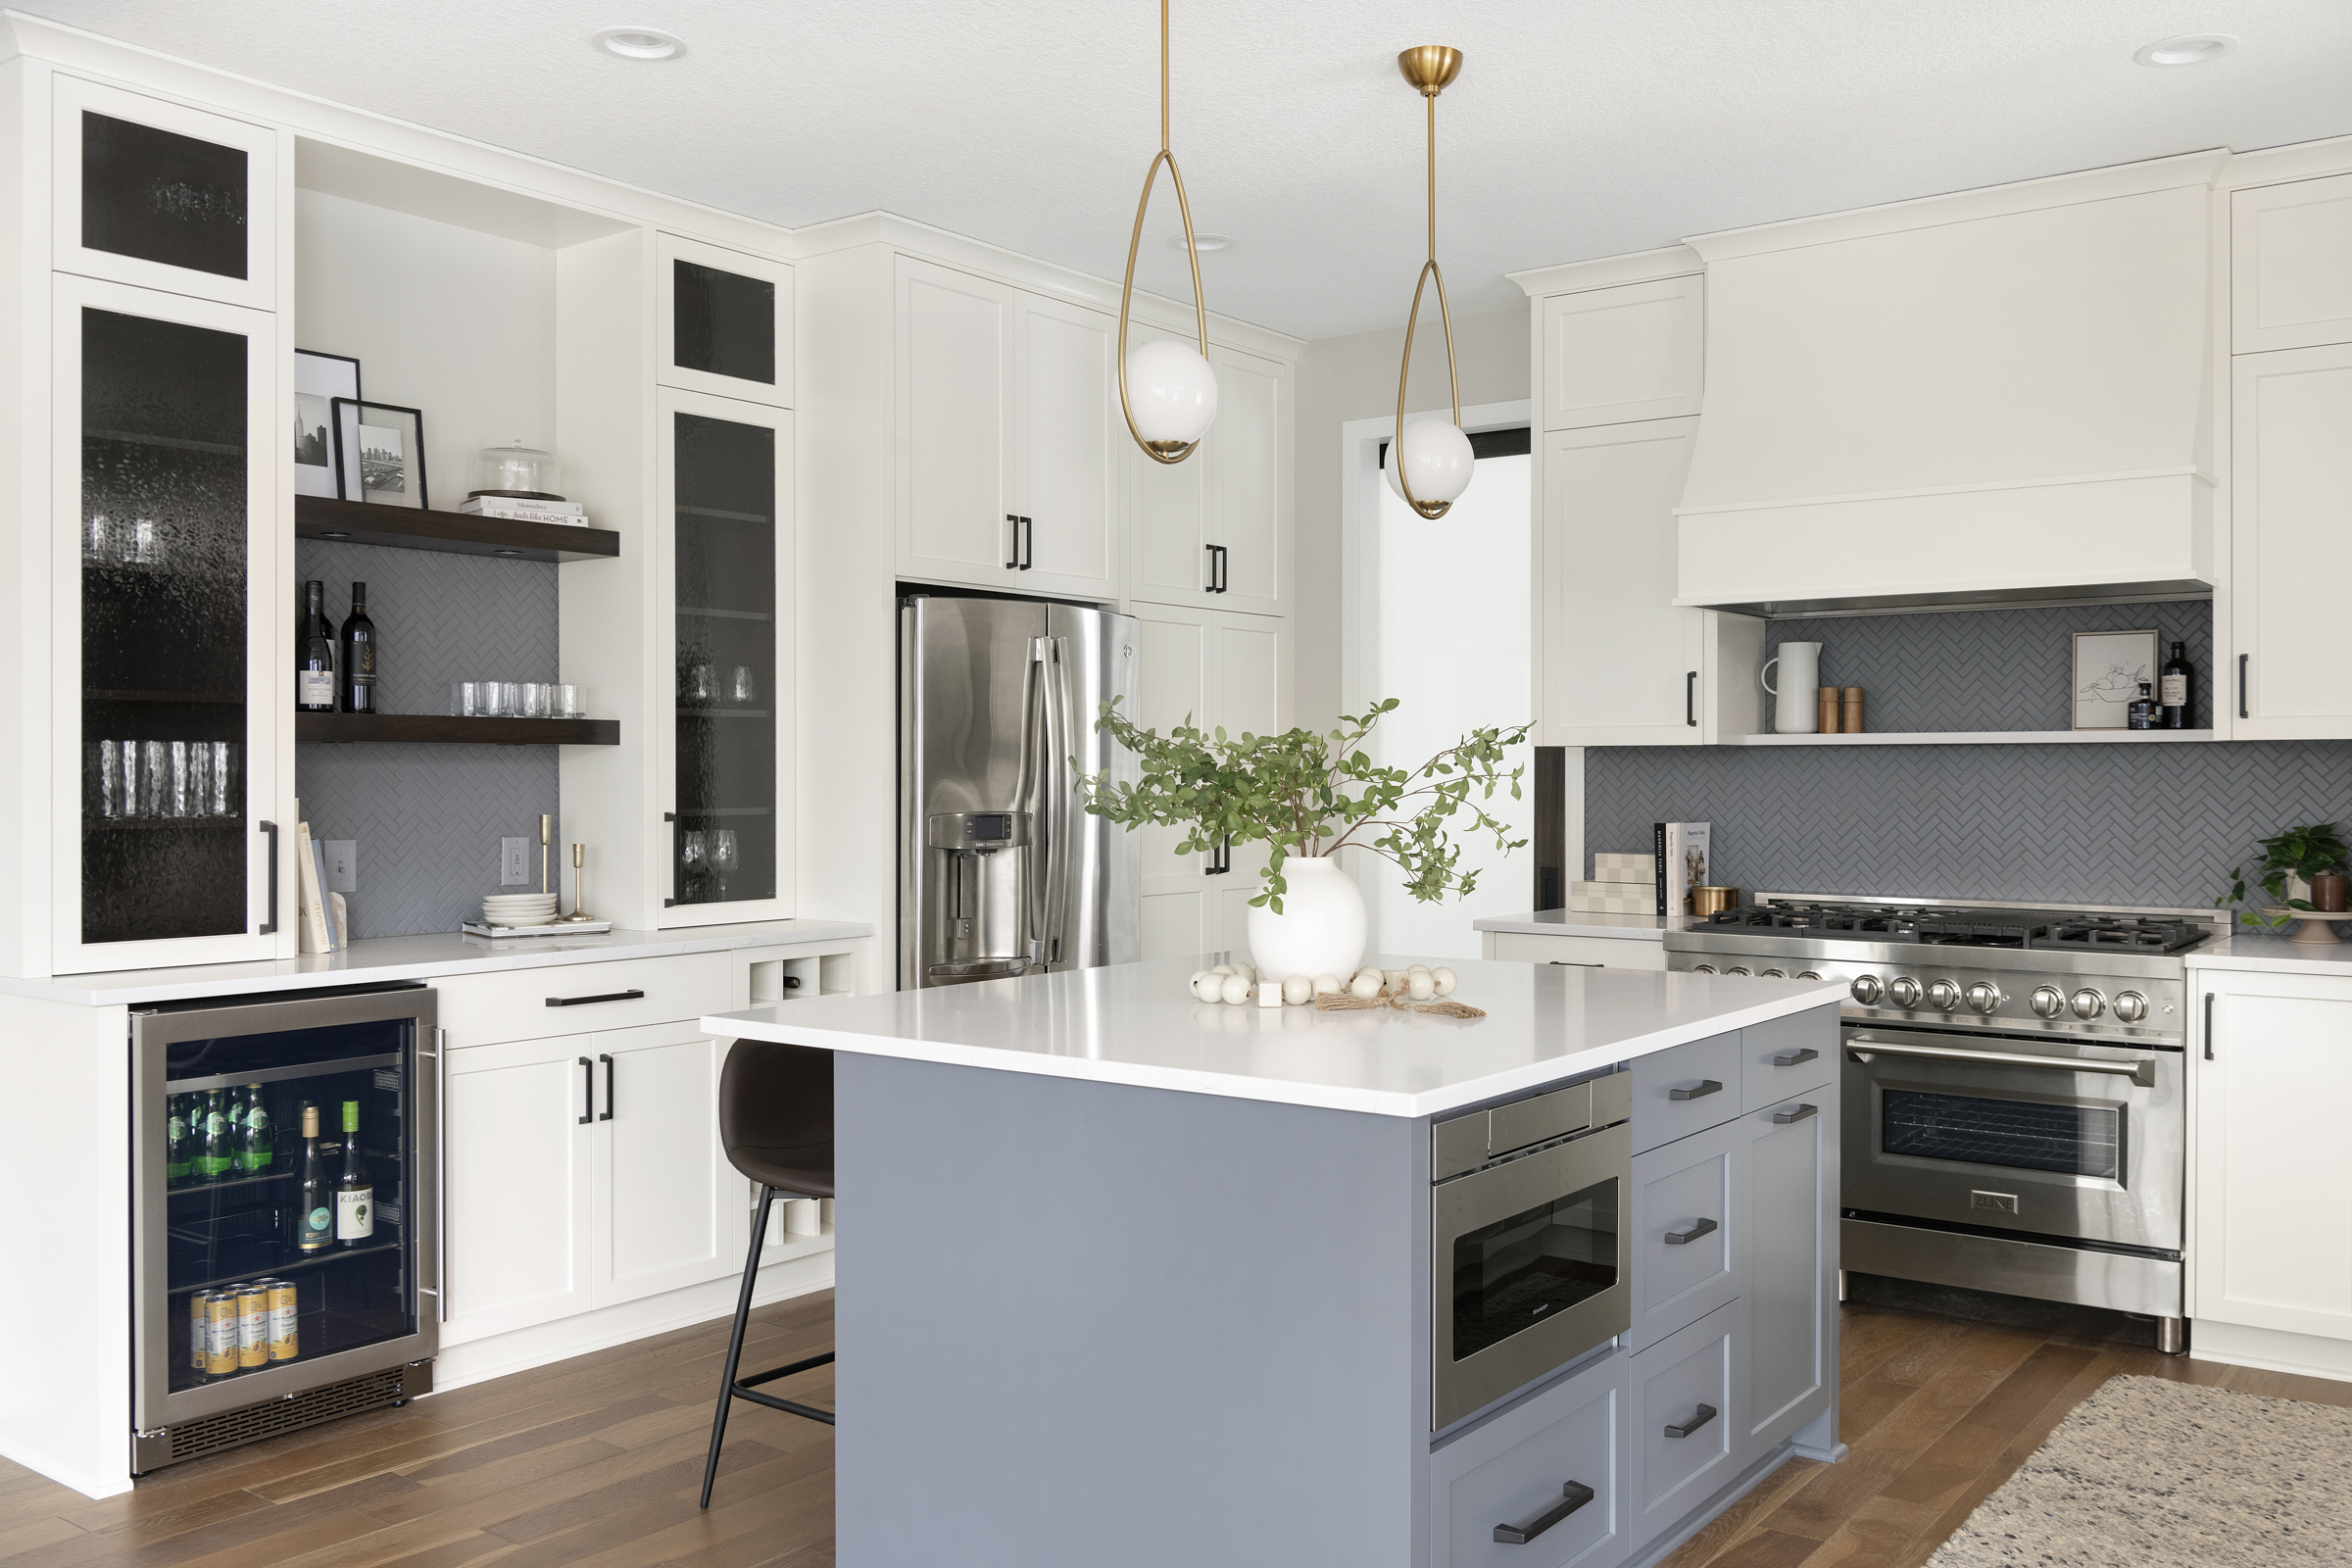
[434, 953, 728, 1047]
[1630, 1031, 1744, 1152]
[1429, 1348, 1630, 1568]
[1740, 1013, 1835, 1111]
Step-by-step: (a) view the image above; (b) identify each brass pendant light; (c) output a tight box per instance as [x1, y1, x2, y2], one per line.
[1116, 0, 1218, 464]
[1389, 45, 1475, 519]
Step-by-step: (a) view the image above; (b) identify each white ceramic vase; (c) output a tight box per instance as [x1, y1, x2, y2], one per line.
[1245, 856, 1367, 980]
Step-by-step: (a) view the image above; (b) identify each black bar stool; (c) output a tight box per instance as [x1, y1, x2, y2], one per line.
[700, 1038, 836, 1510]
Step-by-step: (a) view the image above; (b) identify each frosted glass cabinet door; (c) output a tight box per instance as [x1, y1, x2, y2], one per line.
[657, 233, 793, 408]
[53, 75, 278, 312]
[52, 273, 283, 974]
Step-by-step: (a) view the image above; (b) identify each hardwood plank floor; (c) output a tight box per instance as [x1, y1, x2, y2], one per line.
[7, 1284, 2350, 1568]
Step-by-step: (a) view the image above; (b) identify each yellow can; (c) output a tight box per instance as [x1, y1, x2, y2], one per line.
[236, 1284, 270, 1369]
[201, 1291, 240, 1376]
[265, 1278, 298, 1361]
[189, 1293, 206, 1371]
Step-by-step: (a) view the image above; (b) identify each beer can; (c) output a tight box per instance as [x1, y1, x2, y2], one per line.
[265, 1278, 298, 1361]
[236, 1283, 270, 1368]
[201, 1291, 240, 1376]
[189, 1292, 207, 1371]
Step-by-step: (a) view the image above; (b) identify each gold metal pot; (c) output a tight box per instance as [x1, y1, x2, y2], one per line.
[1690, 887, 1740, 916]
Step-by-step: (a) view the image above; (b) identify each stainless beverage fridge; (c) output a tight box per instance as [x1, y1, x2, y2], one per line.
[899, 595, 1141, 990]
[132, 983, 439, 1473]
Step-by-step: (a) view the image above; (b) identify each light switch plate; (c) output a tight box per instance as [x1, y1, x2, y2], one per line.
[321, 840, 358, 893]
[501, 837, 529, 886]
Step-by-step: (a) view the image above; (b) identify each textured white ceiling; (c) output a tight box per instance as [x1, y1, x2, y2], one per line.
[24, 1, 2352, 340]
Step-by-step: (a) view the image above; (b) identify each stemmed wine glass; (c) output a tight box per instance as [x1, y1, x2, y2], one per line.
[679, 830, 708, 901]
[711, 829, 739, 902]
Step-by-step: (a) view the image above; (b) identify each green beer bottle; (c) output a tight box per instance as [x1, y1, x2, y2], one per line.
[165, 1095, 191, 1185]
[241, 1084, 272, 1174]
[197, 1091, 233, 1183]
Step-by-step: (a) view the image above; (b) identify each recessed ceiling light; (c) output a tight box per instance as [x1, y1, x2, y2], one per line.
[595, 26, 683, 61]
[2132, 32, 2236, 67]
[1168, 232, 1237, 253]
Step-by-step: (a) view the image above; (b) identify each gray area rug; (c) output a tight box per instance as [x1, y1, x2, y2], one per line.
[1927, 1374, 2352, 1565]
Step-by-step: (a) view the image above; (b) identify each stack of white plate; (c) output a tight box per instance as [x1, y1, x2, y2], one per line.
[481, 894, 558, 927]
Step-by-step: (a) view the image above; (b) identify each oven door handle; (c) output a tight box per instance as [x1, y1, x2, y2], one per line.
[1844, 1039, 2155, 1089]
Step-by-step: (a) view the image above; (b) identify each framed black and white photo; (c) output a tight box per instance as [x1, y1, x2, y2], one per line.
[330, 398, 427, 510]
[2072, 628, 2158, 730]
[294, 350, 360, 499]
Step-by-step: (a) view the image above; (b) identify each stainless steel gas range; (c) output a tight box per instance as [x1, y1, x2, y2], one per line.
[1665, 894, 2224, 1353]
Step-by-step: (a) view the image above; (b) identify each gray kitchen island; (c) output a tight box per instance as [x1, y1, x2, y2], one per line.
[707, 957, 1844, 1568]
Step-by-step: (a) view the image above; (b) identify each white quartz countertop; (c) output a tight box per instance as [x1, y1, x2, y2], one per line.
[2188, 930, 2352, 978]
[1473, 910, 1688, 941]
[705, 956, 1844, 1118]
[0, 918, 875, 1006]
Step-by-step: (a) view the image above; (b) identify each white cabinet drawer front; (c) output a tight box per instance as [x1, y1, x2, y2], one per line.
[435, 953, 729, 1046]
[1629, 1120, 1741, 1350]
[1431, 1350, 1630, 1568]
[1630, 1031, 1744, 1152]
[1488, 932, 1667, 971]
[1740, 1011, 1835, 1111]
[1629, 1299, 1745, 1536]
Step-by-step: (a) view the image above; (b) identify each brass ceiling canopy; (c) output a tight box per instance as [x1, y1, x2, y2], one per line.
[1114, 0, 1217, 465]
[1390, 45, 1472, 520]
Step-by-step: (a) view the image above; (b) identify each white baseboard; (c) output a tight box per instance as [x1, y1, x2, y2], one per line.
[428, 1250, 836, 1394]
[0, 1434, 132, 1501]
[2189, 1319, 2352, 1385]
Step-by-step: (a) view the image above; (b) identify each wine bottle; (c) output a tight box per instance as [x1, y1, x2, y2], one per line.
[2160, 640, 2192, 730]
[335, 1100, 374, 1248]
[241, 1084, 272, 1174]
[339, 582, 376, 714]
[297, 1105, 332, 1254]
[165, 1095, 191, 1186]
[298, 580, 337, 712]
[198, 1091, 233, 1183]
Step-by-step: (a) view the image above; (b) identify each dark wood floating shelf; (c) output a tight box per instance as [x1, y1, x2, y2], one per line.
[295, 495, 620, 564]
[297, 713, 621, 747]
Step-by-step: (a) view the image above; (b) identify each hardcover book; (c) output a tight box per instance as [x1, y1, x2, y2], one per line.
[1651, 821, 1712, 916]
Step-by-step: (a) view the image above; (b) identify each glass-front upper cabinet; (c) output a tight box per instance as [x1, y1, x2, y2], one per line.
[657, 387, 794, 925]
[657, 233, 792, 408]
[55, 273, 282, 973]
[53, 75, 278, 312]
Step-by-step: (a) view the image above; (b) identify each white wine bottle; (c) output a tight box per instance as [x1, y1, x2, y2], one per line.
[297, 1105, 333, 1254]
[334, 1100, 374, 1248]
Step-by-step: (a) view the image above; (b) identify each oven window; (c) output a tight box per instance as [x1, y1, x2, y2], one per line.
[1450, 1177, 1618, 1362]
[1882, 1089, 2121, 1180]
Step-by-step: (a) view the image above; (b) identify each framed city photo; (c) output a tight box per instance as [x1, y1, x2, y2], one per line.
[2072, 628, 2158, 730]
[330, 398, 427, 510]
[293, 350, 360, 499]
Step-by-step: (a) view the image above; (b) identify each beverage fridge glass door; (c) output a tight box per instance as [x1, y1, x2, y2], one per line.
[133, 987, 439, 1432]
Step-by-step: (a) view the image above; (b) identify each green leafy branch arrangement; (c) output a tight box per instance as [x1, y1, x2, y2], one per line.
[1077, 697, 1533, 914]
[2217, 821, 2352, 929]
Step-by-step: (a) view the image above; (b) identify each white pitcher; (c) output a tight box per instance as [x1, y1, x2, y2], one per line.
[1761, 643, 1823, 734]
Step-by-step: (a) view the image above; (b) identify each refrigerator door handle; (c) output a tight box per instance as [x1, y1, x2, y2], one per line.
[1040, 635, 1073, 965]
[427, 1026, 446, 1323]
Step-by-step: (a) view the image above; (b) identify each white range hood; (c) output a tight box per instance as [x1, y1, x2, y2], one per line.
[1675, 152, 2227, 616]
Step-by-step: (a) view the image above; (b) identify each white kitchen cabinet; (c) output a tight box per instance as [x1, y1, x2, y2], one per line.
[2228, 344, 2352, 739]
[1127, 337, 1290, 618]
[1538, 419, 1763, 747]
[1482, 932, 1668, 972]
[1541, 275, 1703, 431]
[658, 232, 793, 408]
[894, 256, 1119, 601]
[593, 1022, 742, 1307]
[1132, 601, 1290, 962]
[442, 1036, 597, 1342]
[2192, 969, 2352, 1343]
[2232, 175, 2352, 355]
[1741, 1094, 1834, 1453]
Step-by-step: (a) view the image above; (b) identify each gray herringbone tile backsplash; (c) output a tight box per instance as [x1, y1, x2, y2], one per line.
[295, 541, 562, 938]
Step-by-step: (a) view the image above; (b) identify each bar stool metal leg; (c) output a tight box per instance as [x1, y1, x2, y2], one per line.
[701, 1183, 776, 1509]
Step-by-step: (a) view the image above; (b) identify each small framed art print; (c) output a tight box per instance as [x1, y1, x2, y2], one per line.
[294, 350, 360, 499]
[2072, 629, 2158, 730]
[330, 398, 428, 510]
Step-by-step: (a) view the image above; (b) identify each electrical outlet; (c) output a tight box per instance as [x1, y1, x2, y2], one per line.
[322, 839, 358, 893]
[501, 837, 529, 886]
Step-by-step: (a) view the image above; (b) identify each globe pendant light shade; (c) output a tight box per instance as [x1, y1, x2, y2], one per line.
[1385, 417, 1474, 508]
[1125, 337, 1220, 451]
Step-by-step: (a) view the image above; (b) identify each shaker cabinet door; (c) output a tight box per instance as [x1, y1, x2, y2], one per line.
[593, 1024, 740, 1307]
[54, 75, 278, 311]
[1010, 291, 1119, 599]
[658, 232, 792, 407]
[1541, 276, 1704, 430]
[2232, 175, 2352, 355]
[1205, 345, 1286, 616]
[896, 256, 1016, 587]
[1127, 322, 1215, 611]
[1743, 1093, 1835, 1452]
[442, 1040, 596, 1344]
[2229, 345, 2352, 740]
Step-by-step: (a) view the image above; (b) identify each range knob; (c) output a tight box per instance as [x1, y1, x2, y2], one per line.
[1926, 979, 1962, 1011]
[1850, 974, 1885, 1004]
[1760, 967, 1787, 978]
[2113, 990, 2150, 1024]
[1692, 964, 1717, 974]
[1886, 976, 1923, 1008]
[2071, 988, 2106, 1020]
[1726, 965, 1752, 977]
[2030, 986, 2066, 1018]
[1965, 982, 2004, 1014]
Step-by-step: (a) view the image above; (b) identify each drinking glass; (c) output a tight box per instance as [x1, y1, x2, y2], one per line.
[679, 830, 708, 901]
[684, 664, 716, 706]
[729, 666, 758, 706]
[127, 516, 161, 566]
[449, 681, 481, 717]
[711, 829, 739, 901]
[555, 683, 582, 718]
[209, 742, 234, 816]
[481, 681, 512, 717]
[521, 682, 550, 719]
[83, 514, 113, 564]
[140, 741, 170, 817]
[166, 741, 190, 818]
[188, 741, 214, 818]
[93, 741, 120, 818]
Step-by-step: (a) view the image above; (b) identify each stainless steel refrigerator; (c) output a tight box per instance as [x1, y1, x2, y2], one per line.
[899, 595, 1140, 990]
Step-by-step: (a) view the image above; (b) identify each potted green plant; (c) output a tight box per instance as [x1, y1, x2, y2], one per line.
[1079, 698, 1532, 978]
[2217, 821, 2352, 929]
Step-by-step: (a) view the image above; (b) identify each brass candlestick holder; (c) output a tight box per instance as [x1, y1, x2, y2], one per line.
[539, 814, 553, 896]
[558, 843, 596, 922]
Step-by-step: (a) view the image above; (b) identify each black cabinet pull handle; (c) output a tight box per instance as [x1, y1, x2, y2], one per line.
[1665, 1402, 1717, 1439]
[1771, 1047, 1819, 1067]
[599, 1054, 615, 1121]
[2239, 653, 2249, 719]
[547, 989, 646, 1007]
[1019, 515, 1034, 570]
[1686, 670, 1697, 727]
[1772, 1102, 1820, 1125]
[577, 1056, 594, 1125]
[1004, 514, 1019, 570]
[259, 820, 278, 934]
[1669, 1078, 1724, 1102]
[1205, 543, 1228, 594]
[1664, 1217, 1719, 1246]
[2204, 991, 2215, 1060]
[1493, 1481, 1594, 1545]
